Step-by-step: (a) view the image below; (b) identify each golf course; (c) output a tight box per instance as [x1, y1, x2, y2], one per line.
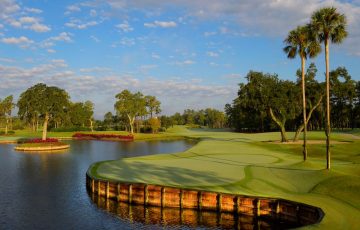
[88, 126, 360, 229]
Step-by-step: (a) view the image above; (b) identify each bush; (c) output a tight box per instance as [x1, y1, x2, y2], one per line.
[0, 130, 15, 135]
[158, 127, 166, 132]
[17, 138, 59, 144]
[51, 127, 91, 132]
[26, 138, 59, 143]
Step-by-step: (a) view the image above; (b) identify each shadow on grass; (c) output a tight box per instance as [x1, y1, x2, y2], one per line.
[97, 160, 234, 187]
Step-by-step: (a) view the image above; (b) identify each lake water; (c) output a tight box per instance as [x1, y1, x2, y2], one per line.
[0, 139, 297, 229]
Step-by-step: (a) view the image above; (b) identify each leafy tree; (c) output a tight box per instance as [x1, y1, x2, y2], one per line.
[160, 115, 174, 129]
[0, 95, 14, 134]
[183, 109, 196, 124]
[329, 67, 356, 129]
[311, 7, 348, 169]
[148, 117, 161, 133]
[17, 86, 41, 131]
[195, 110, 206, 126]
[103, 112, 114, 130]
[172, 112, 184, 125]
[114, 90, 146, 134]
[284, 25, 321, 160]
[145, 95, 161, 118]
[230, 71, 301, 142]
[84, 100, 94, 132]
[205, 108, 226, 128]
[18, 83, 70, 140]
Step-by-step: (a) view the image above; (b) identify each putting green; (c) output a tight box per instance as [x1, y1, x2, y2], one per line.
[89, 127, 360, 229]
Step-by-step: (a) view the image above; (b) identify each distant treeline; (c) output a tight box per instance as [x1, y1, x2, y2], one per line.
[225, 64, 360, 139]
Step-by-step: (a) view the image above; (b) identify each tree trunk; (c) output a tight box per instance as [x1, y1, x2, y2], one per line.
[42, 113, 49, 141]
[5, 118, 9, 135]
[89, 119, 94, 132]
[269, 107, 288, 142]
[301, 57, 307, 161]
[127, 114, 134, 134]
[325, 39, 331, 170]
[31, 118, 36, 132]
[293, 94, 324, 142]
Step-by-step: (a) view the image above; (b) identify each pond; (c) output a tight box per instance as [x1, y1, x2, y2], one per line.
[0, 139, 299, 229]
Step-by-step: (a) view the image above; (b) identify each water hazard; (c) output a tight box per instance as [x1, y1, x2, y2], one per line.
[0, 139, 302, 229]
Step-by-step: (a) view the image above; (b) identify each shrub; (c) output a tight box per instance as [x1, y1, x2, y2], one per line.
[18, 138, 59, 143]
[0, 130, 15, 135]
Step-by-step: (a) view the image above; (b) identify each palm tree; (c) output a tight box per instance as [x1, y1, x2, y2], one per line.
[283, 25, 321, 161]
[311, 7, 347, 169]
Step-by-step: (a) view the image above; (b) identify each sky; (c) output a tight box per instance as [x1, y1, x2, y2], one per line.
[0, 0, 360, 119]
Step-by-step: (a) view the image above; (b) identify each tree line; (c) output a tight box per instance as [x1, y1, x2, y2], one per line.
[1, 85, 227, 139]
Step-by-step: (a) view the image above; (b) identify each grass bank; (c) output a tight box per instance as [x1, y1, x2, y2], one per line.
[89, 126, 360, 229]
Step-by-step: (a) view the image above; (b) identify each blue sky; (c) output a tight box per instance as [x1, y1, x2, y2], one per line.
[1, 0, 360, 119]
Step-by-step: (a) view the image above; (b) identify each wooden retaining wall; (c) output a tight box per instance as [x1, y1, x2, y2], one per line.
[86, 173, 324, 227]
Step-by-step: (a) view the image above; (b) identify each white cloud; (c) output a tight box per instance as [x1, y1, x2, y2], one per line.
[1, 36, 34, 45]
[6, 16, 51, 32]
[79, 67, 111, 73]
[101, 0, 360, 56]
[0, 60, 236, 117]
[144, 20, 177, 28]
[25, 7, 43, 14]
[47, 49, 56, 53]
[183, 60, 195, 65]
[28, 23, 51, 32]
[66, 5, 81, 13]
[173, 60, 195, 66]
[50, 32, 73, 42]
[39, 32, 73, 49]
[19, 16, 37, 24]
[0, 0, 20, 19]
[116, 21, 133, 32]
[0, 57, 15, 63]
[90, 35, 100, 42]
[119, 37, 135, 46]
[65, 19, 99, 29]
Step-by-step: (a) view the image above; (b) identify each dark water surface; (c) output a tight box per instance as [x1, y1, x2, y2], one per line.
[0, 140, 197, 229]
[0, 140, 293, 229]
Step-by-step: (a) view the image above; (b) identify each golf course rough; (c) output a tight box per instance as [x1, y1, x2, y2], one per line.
[88, 127, 360, 229]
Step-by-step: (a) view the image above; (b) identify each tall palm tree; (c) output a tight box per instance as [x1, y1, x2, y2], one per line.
[284, 25, 321, 161]
[311, 7, 347, 169]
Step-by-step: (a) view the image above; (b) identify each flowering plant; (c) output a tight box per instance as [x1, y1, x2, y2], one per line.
[26, 138, 59, 143]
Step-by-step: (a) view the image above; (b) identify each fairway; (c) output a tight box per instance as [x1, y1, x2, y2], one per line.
[89, 127, 360, 229]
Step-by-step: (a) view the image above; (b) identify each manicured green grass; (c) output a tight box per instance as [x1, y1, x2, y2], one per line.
[89, 126, 360, 229]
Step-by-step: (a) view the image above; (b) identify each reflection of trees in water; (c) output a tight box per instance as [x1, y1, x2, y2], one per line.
[89, 193, 297, 230]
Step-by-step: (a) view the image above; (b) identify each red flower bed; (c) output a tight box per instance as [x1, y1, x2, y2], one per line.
[26, 138, 59, 143]
[72, 133, 134, 141]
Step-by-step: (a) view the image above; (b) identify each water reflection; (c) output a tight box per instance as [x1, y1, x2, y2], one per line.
[0, 139, 199, 229]
[89, 193, 299, 230]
